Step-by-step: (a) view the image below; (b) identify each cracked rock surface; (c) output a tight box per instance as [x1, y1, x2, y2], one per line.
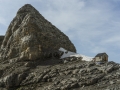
[0, 4, 76, 61]
[0, 58, 120, 90]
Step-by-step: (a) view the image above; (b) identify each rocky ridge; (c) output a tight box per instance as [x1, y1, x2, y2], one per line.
[0, 57, 120, 90]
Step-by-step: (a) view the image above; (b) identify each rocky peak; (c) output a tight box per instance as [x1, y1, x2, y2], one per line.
[0, 4, 76, 61]
[17, 4, 39, 14]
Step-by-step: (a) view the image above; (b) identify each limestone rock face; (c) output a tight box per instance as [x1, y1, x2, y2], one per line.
[0, 4, 76, 61]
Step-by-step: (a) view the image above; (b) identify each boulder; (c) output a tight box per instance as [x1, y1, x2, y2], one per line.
[0, 4, 76, 61]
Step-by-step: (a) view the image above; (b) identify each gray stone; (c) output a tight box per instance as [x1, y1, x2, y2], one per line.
[0, 4, 76, 61]
[63, 60, 68, 64]
[0, 57, 120, 90]
[0, 88, 7, 90]
[109, 81, 115, 84]
[0, 73, 27, 88]
[72, 69, 79, 74]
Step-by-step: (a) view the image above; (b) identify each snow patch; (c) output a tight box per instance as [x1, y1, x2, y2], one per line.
[59, 47, 76, 59]
[59, 47, 93, 61]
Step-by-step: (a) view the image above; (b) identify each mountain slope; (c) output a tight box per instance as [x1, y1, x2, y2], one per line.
[0, 57, 120, 90]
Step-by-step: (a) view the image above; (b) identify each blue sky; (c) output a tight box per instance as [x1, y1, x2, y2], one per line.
[0, 0, 120, 63]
